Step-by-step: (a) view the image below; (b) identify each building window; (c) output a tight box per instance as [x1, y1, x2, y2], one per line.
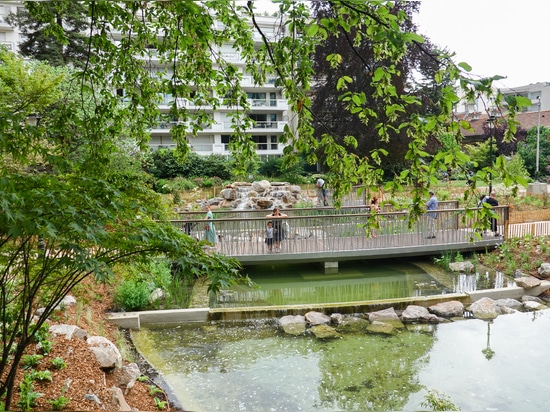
[252, 135, 268, 150]
[270, 135, 278, 150]
[222, 134, 277, 151]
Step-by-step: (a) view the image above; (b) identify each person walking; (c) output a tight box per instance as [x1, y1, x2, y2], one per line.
[316, 177, 328, 206]
[203, 204, 218, 245]
[485, 191, 499, 236]
[266, 208, 288, 252]
[425, 190, 438, 239]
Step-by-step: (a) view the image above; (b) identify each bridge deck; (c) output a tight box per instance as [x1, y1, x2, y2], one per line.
[174, 206, 508, 266]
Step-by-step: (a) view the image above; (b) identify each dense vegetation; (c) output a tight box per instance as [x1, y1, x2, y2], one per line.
[1, 0, 547, 409]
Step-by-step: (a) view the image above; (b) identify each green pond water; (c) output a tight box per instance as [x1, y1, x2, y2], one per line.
[132, 309, 550, 411]
[213, 259, 514, 307]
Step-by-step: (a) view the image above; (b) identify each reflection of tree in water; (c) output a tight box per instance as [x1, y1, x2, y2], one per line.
[315, 331, 435, 411]
[481, 320, 495, 360]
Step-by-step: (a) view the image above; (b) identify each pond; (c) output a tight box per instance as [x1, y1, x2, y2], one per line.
[132, 309, 550, 411]
[213, 258, 515, 308]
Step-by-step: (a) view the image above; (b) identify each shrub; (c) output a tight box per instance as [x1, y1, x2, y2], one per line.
[21, 354, 43, 370]
[170, 177, 197, 191]
[48, 396, 70, 411]
[51, 357, 67, 370]
[155, 179, 172, 194]
[113, 279, 151, 311]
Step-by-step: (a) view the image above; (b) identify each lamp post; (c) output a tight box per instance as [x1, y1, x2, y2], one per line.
[486, 115, 496, 194]
[26, 113, 41, 127]
[536, 96, 541, 181]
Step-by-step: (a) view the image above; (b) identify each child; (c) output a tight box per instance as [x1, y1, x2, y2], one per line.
[265, 221, 275, 253]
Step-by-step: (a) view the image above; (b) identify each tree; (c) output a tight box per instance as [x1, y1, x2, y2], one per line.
[0, 49, 245, 409]
[6, 0, 90, 67]
[9, 1, 529, 213]
[517, 126, 550, 180]
[309, 2, 442, 179]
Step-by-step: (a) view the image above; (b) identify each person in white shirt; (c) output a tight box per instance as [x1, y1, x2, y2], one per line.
[316, 177, 328, 206]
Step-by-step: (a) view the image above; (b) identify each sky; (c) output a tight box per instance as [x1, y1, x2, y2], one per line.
[250, 0, 550, 91]
[415, 0, 550, 90]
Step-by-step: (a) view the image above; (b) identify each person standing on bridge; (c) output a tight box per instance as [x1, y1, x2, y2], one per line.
[203, 204, 218, 246]
[316, 177, 328, 206]
[265, 221, 275, 253]
[266, 208, 287, 252]
[486, 191, 499, 236]
[425, 190, 438, 239]
[370, 196, 381, 238]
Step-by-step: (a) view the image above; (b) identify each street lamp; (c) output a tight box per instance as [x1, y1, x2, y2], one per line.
[536, 96, 541, 181]
[486, 115, 496, 194]
[26, 113, 41, 127]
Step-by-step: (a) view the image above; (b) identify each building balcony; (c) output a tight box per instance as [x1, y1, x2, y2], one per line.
[175, 97, 288, 111]
[150, 121, 286, 134]
[0, 41, 14, 50]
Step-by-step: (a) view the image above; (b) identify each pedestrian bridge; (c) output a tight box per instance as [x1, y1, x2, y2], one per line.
[172, 202, 509, 268]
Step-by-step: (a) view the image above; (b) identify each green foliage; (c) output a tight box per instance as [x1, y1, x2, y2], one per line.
[137, 374, 148, 382]
[113, 279, 151, 312]
[6, 1, 90, 68]
[29, 323, 49, 344]
[0, 1, 531, 407]
[149, 385, 163, 396]
[505, 153, 530, 182]
[147, 151, 232, 181]
[21, 354, 43, 370]
[154, 397, 169, 410]
[29, 370, 52, 383]
[38, 340, 53, 356]
[421, 389, 460, 411]
[169, 177, 199, 191]
[50, 357, 67, 370]
[517, 126, 550, 179]
[17, 373, 43, 412]
[172, 190, 181, 205]
[47, 395, 70, 411]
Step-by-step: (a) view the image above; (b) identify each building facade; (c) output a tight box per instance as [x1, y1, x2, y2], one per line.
[0, 2, 289, 160]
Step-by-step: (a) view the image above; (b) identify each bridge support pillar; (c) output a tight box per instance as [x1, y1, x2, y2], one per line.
[324, 261, 338, 273]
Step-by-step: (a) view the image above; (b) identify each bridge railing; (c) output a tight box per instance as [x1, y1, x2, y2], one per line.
[171, 205, 508, 257]
[175, 200, 460, 220]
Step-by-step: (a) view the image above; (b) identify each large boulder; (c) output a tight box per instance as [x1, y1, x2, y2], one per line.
[401, 305, 439, 324]
[367, 307, 405, 328]
[49, 324, 88, 341]
[305, 311, 331, 325]
[428, 300, 464, 318]
[467, 297, 499, 320]
[309, 324, 340, 339]
[538, 263, 550, 278]
[252, 180, 271, 193]
[87, 336, 123, 369]
[279, 315, 306, 335]
[336, 317, 370, 333]
[515, 276, 542, 288]
[366, 321, 396, 336]
[448, 261, 474, 273]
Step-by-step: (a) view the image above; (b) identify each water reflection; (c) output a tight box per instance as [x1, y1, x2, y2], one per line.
[217, 260, 515, 307]
[133, 310, 550, 412]
[452, 270, 513, 293]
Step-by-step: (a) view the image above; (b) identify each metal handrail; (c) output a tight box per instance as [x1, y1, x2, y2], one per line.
[171, 206, 509, 259]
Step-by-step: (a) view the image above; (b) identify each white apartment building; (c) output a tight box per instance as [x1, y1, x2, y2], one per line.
[146, 15, 289, 160]
[460, 81, 550, 116]
[498, 82, 550, 113]
[0, 2, 21, 52]
[0, 2, 289, 160]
